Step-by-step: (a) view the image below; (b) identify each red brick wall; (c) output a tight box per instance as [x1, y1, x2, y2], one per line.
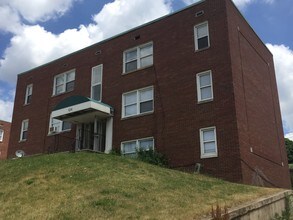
[8, 0, 289, 187]
[0, 120, 11, 159]
[226, 0, 291, 188]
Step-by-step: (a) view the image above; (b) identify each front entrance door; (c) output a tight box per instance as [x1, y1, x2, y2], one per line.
[80, 119, 106, 152]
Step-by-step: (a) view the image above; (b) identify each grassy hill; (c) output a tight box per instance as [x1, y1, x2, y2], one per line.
[0, 152, 282, 219]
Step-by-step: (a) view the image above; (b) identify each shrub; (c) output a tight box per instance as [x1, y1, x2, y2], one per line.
[136, 149, 168, 167]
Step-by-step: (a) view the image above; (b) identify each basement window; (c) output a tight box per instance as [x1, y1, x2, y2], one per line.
[194, 22, 210, 51]
[200, 126, 218, 158]
[123, 42, 153, 73]
[121, 137, 154, 157]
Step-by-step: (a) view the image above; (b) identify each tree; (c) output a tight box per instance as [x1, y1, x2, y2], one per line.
[285, 138, 293, 164]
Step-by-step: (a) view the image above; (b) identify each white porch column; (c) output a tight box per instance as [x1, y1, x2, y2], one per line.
[105, 117, 113, 153]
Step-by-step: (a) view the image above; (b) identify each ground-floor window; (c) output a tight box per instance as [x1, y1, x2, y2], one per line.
[199, 126, 218, 158]
[49, 117, 71, 134]
[121, 137, 154, 157]
[20, 119, 29, 141]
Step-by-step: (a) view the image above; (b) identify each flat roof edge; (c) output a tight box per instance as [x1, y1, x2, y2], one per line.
[18, 0, 205, 76]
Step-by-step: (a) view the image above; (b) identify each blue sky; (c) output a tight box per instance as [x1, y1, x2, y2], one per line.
[0, 0, 293, 139]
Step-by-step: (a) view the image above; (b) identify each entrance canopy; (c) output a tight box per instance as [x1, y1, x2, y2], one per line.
[51, 96, 113, 124]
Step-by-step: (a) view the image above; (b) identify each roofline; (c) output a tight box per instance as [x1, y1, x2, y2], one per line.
[18, 0, 205, 76]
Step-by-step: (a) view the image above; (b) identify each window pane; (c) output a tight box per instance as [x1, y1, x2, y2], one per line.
[123, 141, 137, 154]
[201, 87, 212, 100]
[198, 37, 209, 50]
[140, 88, 153, 102]
[124, 92, 137, 105]
[126, 50, 137, 62]
[204, 142, 216, 154]
[197, 24, 208, 38]
[0, 129, 4, 141]
[92, 66, 102, 84]
[56, 76, 64, 86]
[22, 131, 28, 140]
[27, 85, 33, 95]
[200, 74, 211, 87]
[126, 60, 137, 72]
[140, 45, 153, 57]
[27, 95, 32, 104]
[139, 139, 153, 151]
[23, 121, 29, 130]
[140, 101, 153, 113]
[62, 121, 71, 130]
[125, 104, 137, 116]
[66, 71, 75, 82]
[141, 56, 153, 68]
[203, 129, 215, 142]
[66, 81, 75, 92]
[92, 84, 101, 101]
[56, 85, 64, 94]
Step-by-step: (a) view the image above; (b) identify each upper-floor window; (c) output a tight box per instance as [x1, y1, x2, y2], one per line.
[200, 126, 218, 158]
[194, 22, 210, 51]
[20, 119, 29, 141]
[122, 86, 154, 118]
[0, 129, 3, 142]
[91, 65, 102, 101]
[123, 42, 153, 73]
[196, 70, 213, 102]
[25, 84, 33, 105]
[49, 118, 71, 134]
[53, 70, 75, 95]
[121, 137, 154, 157]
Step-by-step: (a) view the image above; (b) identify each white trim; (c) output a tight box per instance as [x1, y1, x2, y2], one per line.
[122, 86, 154, 118]
[52, 69, 75, 96]
[121, 137, 154, 156]
[20, 119, 29, 141]
[196, 70, 213, 103]
[199, 126, 218, 158]
[91, 64, 103, 101]
[123, 42, 153, 73]
[194, 21, 210, 51]
[0, 129, 4, 142]
[25, 84, 33, 105]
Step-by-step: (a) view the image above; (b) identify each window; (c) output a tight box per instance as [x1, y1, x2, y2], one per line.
[53, 70, 75, 95]
[0, 129, 3, 142]
[122, 86, 154, 118]
[196, 70, 213, 102]
[121, 137, 154, 156]
[91, 65, 102, 101]
[123, 42, 153, 73]
[49, 118, 71, 134]
[25, 84, 33, 104]
[20, 120, 29, 141]
[200, 127, 217, 158]
[194, 22, 210, 51]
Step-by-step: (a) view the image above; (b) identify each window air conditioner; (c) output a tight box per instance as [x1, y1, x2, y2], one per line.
[49, 126, 58, 133]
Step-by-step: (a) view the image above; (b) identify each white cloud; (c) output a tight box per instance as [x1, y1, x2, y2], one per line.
[0, 89, 14, 122]
[0, 0, 171, 84]
[285, 133, 293, 141]
[266, 44, 293, 134]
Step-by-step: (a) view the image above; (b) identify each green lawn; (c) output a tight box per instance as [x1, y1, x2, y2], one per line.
[0, 152, 283, 219]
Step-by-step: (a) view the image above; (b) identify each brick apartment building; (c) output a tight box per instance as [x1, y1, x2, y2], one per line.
[8, 0, 291, 188]
[0, 120, 11, 160]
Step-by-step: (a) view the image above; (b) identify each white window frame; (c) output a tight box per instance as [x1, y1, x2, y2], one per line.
[20, 119, 29, 141]
[123, 42, 153, 73]
[0, 129, 4, 142]
[25, 84, 33, 105]
[48, 116, 71, 134]
[122, 86, 154, 118]
[200, 126, 218, 158]
[121, 137, 154, 156]
[194, 21, 210, 51]
[53, 69, 75, 96]
[196, 70, 213, 103]
[91, 64, 103, 101]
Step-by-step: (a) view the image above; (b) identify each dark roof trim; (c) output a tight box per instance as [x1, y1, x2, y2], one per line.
[18, 0, 205, 76]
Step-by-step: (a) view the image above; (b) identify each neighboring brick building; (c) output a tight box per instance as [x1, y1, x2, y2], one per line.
[8, 0, 291, 188]
[0, 120, 11, 160]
